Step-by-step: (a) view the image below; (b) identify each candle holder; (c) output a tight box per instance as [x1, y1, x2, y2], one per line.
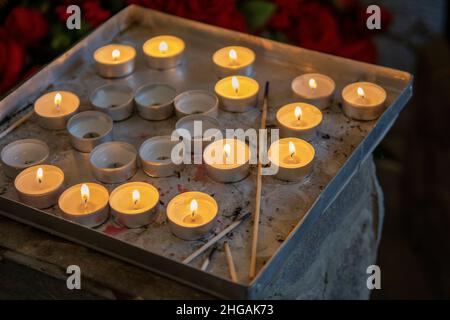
[215, 76, 260, 112]
[139, 136, 184, 178]
[167, 191, 218, 240]
[175, 114, 222, 156]
[67, 111, 113, 153]
[135, 84, 176, 120]
[14, 164, 65, 209]
[109, 182, 159, 228]
[268, 138, 315, 182]
[143, 35, 185, 70]
[203, 138, 251, 183]
[174, 90, 219, 119]
[276, 103, 323, 141]
[89, 141, 138, 184]
[212, 46, 255, 78]
[291, 73, 335, 110]
[90, 83, 134, 121]
[342, 82, 387, 121]
[34, 91, 80, 130]
[1, 139, 49, 179]
[58, 183, 109, 227]
[93, 44, 136, 78]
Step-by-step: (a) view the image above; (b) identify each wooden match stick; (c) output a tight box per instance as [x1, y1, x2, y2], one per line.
[249, 81, 269, 280]
[224, 241, 238, 283]
[0, 110, 34, 140]
[200, 245, 217, 272]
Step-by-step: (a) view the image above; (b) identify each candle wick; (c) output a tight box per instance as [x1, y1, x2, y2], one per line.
[290, 152, 295, 158]
[38, 178, 42, 184]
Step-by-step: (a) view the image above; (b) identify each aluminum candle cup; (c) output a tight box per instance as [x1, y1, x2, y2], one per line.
[143, 35, 185, 70]
[276, 103, 323, 141]
[1, 139, 49, 179]
[14, 165, 65, 209]
[90, 84, 134, 121]
[34, 91, 80, 130]
[58, 183, 109, 227]
[67, 111, 113, 153]
[268, 138, 315, 182]
[93, 44, 136, 78]
[341, 82, 387, 121]
[135, 84, 176, 120]
[109, 182, 159, 228]
[89, 141, 137, 184]
[167, 191, 218, 240]
[175, 114, 222, 156]
[291, 73, 336, 110]
[203, 138, 250, 183]
[214, 76, 259, 112]
[173, 90, 219, 119]
[139, 136, 184, 177]
[212, 46, 255, 78]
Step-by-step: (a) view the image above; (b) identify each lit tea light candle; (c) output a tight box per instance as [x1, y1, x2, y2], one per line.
[203, 138, 250, 183]
[268, 138, 315, 182]
[34, 91, 80, 130]
[14, 164, 65, 209]
[291, 73, 336, 110]
[167, 191, 218, 240]
[341, 82, 387, 121]
[109, 182, 159, 228]
[58, 183, 109, 227]
[143, 35, 185, 70]
[212, 46, 255, 78]
[214, 75, 259, 112]
[93, 44, 136, 78]
[276, 102, 323, 141]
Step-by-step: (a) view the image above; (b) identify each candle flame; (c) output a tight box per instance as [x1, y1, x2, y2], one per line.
[231, 76, 239, 94]
[223, 143, 231, 158]
[159, 41, 168, 54]
[229, 49, 237, 63]
[54, 92, 62, 111]
[81, 184, 90, 207]
[112, 49, 120, 61]
[288, 141, 296, 158]
[294, 106, 302, 121]
[36, 167, 43, 184]
[308, 78, 317, 89]
[132, 189, 140, 206]
[190, 199, 198, 217]
[357, 87, 365, 98]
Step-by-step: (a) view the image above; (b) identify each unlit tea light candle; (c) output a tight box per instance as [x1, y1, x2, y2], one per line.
[212, 46, 255, 78]
[167, 191, 218, 240]
[135, 83, 176, 120]
[276, 102, 323, 141]
[143, 35, 185, 70]
[90, 83, 134, 121]
[14, 164, 65, 209]
[94, 44, 136, 78]
[34, 91, 80, 130]
[215, 76, 259, 112]
[291, 73, 335, 110]
[109, 182, 159, 228]
[58, 183, 109, 227]
[341, 82, 387, 121]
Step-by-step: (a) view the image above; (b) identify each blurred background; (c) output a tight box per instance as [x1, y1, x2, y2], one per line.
[0, 0, 449, 299]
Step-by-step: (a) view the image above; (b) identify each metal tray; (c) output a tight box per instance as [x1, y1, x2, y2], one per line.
[0, 5, 413, 299]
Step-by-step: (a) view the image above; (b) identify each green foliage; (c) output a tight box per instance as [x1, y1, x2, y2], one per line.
[239, 0, 277, 31]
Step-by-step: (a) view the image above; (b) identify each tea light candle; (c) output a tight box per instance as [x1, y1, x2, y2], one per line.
[212, 46, 255, 78]
[90, 83, 134, 121]
[203, 138, 250, 183]
[268, 138, 315, 182]
[93, 44, 136, 78]
[276, 102, 323, 141]
[215, 76, 259, 112]
[143, 35, 185, 70]
[291, 73, 335, 110]
[14, 164, 65, 209]
[1, 139, 49, 179]
[167, 191, 218, 240]
[58, 183, 109, 227]
[139, 136, 184, 177]
[174, 90, 219, 119]
[34, 91, 80, 130]
[342, 82, 387, 121]
[135, 84, 176, 120]
[109, 182, 159, 228]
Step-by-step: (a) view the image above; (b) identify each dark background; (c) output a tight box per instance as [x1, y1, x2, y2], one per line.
[0, 0, 449, 299]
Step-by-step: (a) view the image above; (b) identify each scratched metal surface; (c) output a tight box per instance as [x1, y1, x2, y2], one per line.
[0, 6, 412, 296]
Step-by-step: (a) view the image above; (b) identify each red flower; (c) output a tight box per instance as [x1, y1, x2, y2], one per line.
[336, 38, 377, 63]
[82, 0, 111, 28]
[55, 5, 72, 23]
[0, 28, 25, 94]
[5, 7, 48, 47]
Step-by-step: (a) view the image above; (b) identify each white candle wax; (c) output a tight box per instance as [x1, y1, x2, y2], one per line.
[291, 73, 335, 110]
[341, 82, 387, 121]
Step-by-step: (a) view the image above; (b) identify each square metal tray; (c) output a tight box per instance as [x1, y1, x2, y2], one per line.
[0, 5, 413, 299]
